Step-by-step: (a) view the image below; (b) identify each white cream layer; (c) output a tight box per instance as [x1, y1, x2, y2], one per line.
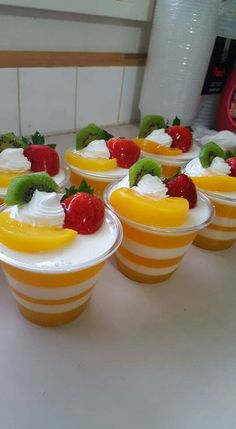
[0, 148, 31, 172]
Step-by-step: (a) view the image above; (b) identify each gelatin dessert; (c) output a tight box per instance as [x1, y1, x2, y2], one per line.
[104, 158, 213, 284]
[134, 115, 199, 178]
[0, 131, 69, 204]
[65, 123, 141, 197]
[0, 173, 122, 326]
[184, 141, 236, 250]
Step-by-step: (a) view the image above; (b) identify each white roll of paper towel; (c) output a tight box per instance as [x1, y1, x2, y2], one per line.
[139, 0, 224, 124]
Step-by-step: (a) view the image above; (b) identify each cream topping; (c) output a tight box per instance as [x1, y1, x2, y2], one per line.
[145, 129, 172, 147]
[184, 156, 230, 177]
[201, 130, 236, 150]
[77, 139, 110, 159]
[116, 174, 168, 199]
[0, 148, 31, 172]
[9, 190, 65, 227]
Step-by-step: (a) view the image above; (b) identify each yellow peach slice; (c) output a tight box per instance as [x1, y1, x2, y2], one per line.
[133, 139, 182, 156]
[109, 188, 189, 227]
[0, 171, 26, 188]
[191, 176, 236, 192]
[65, 150, 117, 172]
[0, 211, 76, 252]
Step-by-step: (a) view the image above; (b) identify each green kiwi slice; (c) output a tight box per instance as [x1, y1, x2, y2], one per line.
[76, 123, 113, 150]
[0, 132, 28, 153]
[199, 142, 225, 168]
[129, 158, 162, 187]
[5, 173, 60, 206]
[224, 148, 236, 160]
[138, 115, 166, 138]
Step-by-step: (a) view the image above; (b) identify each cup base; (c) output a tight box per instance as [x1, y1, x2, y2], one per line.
[194, 235, 235, 251]
[16, 299, 90, 327]
[116, 257, 174, 284]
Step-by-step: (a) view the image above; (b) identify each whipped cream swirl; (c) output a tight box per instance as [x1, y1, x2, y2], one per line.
[77, 139, 110, 159]
[145, 129, 172, 147]
[184, 156, 230, 177]
[117, 174, 168, 199]
[10, 190, 65, 227]
[0, 148, 31, 172]
[201, 130, 236, 150]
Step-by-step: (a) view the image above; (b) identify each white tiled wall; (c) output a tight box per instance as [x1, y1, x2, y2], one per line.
[0, 66, 144, 136]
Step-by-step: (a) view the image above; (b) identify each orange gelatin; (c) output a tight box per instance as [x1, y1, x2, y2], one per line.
[70, 171, 111, 198]
[191, 176, 236, 192]
[109, 188, 189, 227]
[65, 149, 117, 172]
[133, 138, 182, 156]
[0, 211, 76, 252]
[0, 171, 26, 187]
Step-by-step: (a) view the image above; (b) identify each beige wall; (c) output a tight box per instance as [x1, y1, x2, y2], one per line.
[0, 6, 151, 53]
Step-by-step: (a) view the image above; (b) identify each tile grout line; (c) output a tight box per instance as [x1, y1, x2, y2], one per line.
[117, 67, 125, 124]
[16, 68, 22, 136]
[74, 67, 78, 131]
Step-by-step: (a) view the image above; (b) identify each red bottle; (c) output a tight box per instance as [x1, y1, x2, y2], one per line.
[216, 68, 236, 132]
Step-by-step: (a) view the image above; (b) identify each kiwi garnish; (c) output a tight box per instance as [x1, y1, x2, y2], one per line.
[129, 158, 162, 187]
[5, 173, 60, 206]
[0, 132, 28, 153]
[138, 115, 166, 138]
[224, 149, 236, 160]
[76, 123, 113, 150]
[199, 142, 225, 168]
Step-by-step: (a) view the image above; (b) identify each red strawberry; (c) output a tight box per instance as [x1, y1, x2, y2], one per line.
[167, 126, 192, 152]
[62, 192, 105, 234]
[166, 173, 197, 208]
[226, 157, 236, 177]
[106, 138, 140, 168]
[24, 145, 59, 176]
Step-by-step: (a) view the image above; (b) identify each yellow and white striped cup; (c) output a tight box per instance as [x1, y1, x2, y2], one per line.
[194, 190, 236, 250]
[0, 209, 122, 326]
[104, 186, 213, 284]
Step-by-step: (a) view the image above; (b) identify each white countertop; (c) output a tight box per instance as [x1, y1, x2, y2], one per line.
[0, 125, 235, 429]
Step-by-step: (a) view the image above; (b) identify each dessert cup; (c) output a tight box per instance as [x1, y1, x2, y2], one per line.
[0, 207, 122, 326]
[193, 190, 236, 250]
[104, 184, 214, 284]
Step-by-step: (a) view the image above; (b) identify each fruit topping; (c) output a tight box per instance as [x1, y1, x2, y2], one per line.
[199, 142, 224, 168]
[24, 144, 60, 176]
[5, 172, 60, 206]
[0, 211, 76, 252]
[167, 126, 192, 152]
[106, 138, 140, 168]
[166, 173, 197, 208]
[191, 176, 236, 192]
[133, 138, 182, 155]
[129, 158, 162, 187]
[110, 188, 189, 227]
[138, 115, 166, 138]
[0, 132, 28, 153]
[224, 149, 236, 160]
[62, 188, 105, 235]
[226, 157, 236, 177]
[76, 123, 113, 150]
[65, 149, 117, 171]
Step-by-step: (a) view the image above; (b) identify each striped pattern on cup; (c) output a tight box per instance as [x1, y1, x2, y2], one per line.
[115, 222, 196, 284]
[1, 261, 105, 326]
[70, 170, 111, 198]
[194, 197, 236, 250]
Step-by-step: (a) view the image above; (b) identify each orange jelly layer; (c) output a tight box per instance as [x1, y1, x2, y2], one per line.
[116, 257, 174, 284]
[65, 149, 117, 172]
[0, 171, 26, 187]
[70, 171, 111, 197]
[110, 188, 189, 228]
[194, 235, 235, 251]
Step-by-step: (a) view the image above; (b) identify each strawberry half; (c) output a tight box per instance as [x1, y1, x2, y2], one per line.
[24, 145, 60, 176]
[106, 138, 140, 168]
[62, 192, 105, 234]
[167, 126, 192, 153]
[226, 157, 236, 177]
[166, 173, 197, 208]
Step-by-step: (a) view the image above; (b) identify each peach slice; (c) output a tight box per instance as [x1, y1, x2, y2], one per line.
[65, 150, 117, 172]
[0, 211, 77, 252]
[133, 139, 182, 156]
[0, 171, 26, 188]
[109, 188, 189, 227]
[191, 176, 236, 192]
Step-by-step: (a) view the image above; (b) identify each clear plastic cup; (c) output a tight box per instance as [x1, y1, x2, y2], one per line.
[140, 144, 200, 178]
[69, 167, 122, 199]
[193, 190, 236, 250]
[104, 184, 214, 284]
[0, 208, 122, 326]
